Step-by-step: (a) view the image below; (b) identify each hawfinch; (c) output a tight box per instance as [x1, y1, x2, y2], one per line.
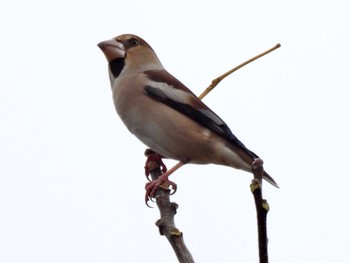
[98, 34, 278, 199]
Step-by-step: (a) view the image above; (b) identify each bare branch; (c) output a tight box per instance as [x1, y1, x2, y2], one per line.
[198, 43, 281, 100]
[146, 153, 195, 263]
[251, 159, 270, 263]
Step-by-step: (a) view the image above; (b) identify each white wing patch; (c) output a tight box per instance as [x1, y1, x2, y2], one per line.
[147, 80, 193, 104]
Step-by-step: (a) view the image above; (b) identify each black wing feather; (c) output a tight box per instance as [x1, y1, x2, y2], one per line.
[144, 85, 258, 159]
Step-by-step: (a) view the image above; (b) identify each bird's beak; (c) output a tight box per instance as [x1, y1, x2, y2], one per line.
[97, 39, 125, 62]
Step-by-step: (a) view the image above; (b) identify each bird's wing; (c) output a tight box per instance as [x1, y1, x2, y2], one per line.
[143, 70, 258, 159]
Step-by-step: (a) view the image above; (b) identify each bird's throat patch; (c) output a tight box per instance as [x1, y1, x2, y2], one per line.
[109, 58, 125, 78]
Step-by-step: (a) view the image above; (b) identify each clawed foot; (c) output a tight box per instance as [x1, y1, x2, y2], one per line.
[144, 149, 183, 207]
[252, 158, 263, 167]
[252, 158, 264, 182]
[145, 173, 177, 207]
[144, 149, 167, 181]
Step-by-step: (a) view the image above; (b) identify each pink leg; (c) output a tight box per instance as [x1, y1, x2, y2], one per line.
[145, 162, 184, 202]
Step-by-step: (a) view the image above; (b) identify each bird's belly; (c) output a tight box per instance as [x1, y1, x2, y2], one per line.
[113, 87, 248, 169]
[133, 117, 212, 163]
[117, 97, 214, 163]
[137, 128, 213, 164]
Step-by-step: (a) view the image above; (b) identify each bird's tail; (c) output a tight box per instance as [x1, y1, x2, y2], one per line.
[263, 171, 279, 188]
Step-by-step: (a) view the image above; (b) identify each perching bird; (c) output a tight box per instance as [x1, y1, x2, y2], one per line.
[98, 34, 278, 200]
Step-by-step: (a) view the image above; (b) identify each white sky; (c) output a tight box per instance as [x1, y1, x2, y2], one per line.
[1, 0, 350, 262]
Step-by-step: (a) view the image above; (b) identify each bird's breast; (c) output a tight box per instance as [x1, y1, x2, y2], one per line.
[111, 73, 248, 168]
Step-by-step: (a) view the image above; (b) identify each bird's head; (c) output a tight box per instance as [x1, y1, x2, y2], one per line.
[98, 34, 164, 79]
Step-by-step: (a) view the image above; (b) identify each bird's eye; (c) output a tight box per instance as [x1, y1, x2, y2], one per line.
[129, 38, 139, 47]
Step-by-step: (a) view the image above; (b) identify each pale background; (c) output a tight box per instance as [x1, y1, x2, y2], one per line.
[1, 0, 349, 262]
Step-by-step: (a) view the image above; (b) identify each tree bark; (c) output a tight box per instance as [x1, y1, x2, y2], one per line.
[251, 159, 270, 263]
[146, 155, 195, 263]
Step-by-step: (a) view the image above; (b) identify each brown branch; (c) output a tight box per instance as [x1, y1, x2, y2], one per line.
[198, 43, 281, 100]
[251, 159, 270, 263]
[146, 154, 195, 263]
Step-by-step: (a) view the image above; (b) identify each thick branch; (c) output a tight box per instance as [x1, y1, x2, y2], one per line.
[251, 159, 270, 263]
[147, 159, 194, 263]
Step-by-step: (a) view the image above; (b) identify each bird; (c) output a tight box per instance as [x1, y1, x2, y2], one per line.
[98, 34, 278, 201]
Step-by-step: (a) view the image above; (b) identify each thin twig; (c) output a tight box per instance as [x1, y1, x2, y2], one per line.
[251, 159, 270, 263]
[198, 43, 281, 100]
